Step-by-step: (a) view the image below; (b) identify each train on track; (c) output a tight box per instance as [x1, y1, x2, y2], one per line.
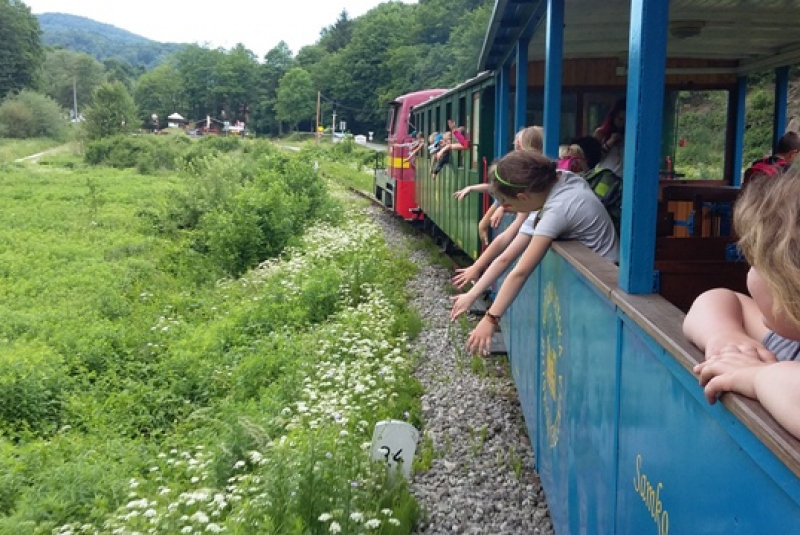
[374, 1, 800, 533]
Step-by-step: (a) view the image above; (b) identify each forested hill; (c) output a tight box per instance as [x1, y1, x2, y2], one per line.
[37, 13, 185, 69]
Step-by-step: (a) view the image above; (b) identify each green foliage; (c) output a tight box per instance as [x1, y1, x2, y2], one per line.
[0, 148, 424, 531]
[275, 67, 317, 131]
[0, 89, 69, 140]
[41, 48, 107, 112]
[0, 137, 66, 162]
[83, 81, 139, 140]
[0, 341, 70, 438]
[134, 64, 184, 129]
[37, 12, 183, 69]
[0, 0, 44, 98]
[84, 134, 187, 172]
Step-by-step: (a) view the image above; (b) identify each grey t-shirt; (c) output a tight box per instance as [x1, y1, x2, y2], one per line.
[519, 211, 538, 235]
[520, 171, 619, 263]
[763, 331, 800, 361]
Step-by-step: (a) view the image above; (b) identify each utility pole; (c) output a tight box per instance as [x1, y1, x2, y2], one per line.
[332, 104, 337, 142]
[316, 91, 321, 144]
[72, 75, 78, 122]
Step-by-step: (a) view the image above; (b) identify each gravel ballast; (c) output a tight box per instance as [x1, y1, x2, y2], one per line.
[365, 204, 555, 535]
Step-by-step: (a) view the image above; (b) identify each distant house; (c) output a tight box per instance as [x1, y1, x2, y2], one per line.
[167, 112, 186, 128]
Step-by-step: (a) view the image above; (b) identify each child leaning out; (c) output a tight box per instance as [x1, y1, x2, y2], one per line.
[465, 150, 619, 355]
[684, 172, 800, 439]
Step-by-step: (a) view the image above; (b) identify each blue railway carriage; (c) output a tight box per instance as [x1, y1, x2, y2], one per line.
[475, 1, 800, 533]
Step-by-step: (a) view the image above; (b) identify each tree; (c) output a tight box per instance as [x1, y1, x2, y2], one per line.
[319, 10, 354, 53]
[174, 44, 225, 121]
[134, 64, 185, 128]
[41, 49, 107, 116]
[83, 81, 138, 140]
[250, 41, 294, 135]
[274, 67, 316, 131]
[212, 44, 259, 123]
[0, 0, 44, 98]
[103, 58, 141, 90]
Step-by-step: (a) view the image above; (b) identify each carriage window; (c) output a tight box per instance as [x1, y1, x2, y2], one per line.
[387, 104, 400, 136]
[472, 92, 480, 169]
[527, 91, 579, 144]
[458, 96, 467, 168]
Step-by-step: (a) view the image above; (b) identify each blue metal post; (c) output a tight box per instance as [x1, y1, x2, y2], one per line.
[515, 39, 529, 135]
[618, 0, 669, 294]
[543, 0, 564, 158]
[732, 76, 747, 186]
[774, 66, 789, 149]
[497, 66, 511, 157]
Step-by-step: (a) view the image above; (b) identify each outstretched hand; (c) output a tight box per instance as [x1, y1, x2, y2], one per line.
[452, 187, 472, 201]
[450, 293, 476, 321]
[466, 317, 496, 356]
[490, 206, 506, 228]
[452, 266, 480, 290]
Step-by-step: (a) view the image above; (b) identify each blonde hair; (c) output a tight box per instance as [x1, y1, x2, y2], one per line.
[515, 126, 544, 153]
[734, 170, 800, 326]
[559, 144, 584, 159]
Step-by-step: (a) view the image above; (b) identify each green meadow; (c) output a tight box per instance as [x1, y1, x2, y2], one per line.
[0, 138, 421, 534]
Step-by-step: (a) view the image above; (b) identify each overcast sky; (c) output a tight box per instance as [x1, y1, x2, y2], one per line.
[24, 0, 416, 59]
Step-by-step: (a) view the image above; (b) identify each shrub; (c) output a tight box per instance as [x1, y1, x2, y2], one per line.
[0, 90, 69, 140]
[0, 341, 70, 439]
[84, 134, 184, 172]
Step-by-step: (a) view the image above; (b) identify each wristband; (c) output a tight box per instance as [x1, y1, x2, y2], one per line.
[485, 312, 501, 325]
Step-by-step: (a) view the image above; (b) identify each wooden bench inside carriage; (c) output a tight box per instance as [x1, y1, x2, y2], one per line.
[654, 236, 749, 312]
[656, 183, 747, 311]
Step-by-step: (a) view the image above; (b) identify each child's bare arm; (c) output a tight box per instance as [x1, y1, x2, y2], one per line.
[695, 358, 800, 439]
[683, 288, 773, 362]
[754, 362, 800, 439]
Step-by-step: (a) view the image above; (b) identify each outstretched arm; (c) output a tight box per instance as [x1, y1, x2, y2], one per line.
[453, 211, 529, 288]
[683, 288, 773, 362]
[450, 232, 532, 320]
[453, 183, 491, 201]
[466, 235, 553, 355]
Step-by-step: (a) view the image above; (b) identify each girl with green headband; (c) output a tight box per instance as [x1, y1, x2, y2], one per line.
[462, 149, 619, 356]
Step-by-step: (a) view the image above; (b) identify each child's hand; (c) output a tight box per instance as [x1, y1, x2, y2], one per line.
[450, 293, 476, 321]
[452, 266, 480, 290]
[453, 187, 472, 201]
[466, 317, 496, 356]
[490, 206, 506, 228]
[704, 332, 776, 363]
[693, 352, 768, 404]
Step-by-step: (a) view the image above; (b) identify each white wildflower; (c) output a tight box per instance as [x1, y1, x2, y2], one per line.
[365, 518, 381, 529]
[349, 512, 364, 523]
[318, 513, 332, 522]
[329, 522, 342, 534]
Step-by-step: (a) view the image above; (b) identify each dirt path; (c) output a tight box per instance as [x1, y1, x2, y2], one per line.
[14, 144, 71, 163]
